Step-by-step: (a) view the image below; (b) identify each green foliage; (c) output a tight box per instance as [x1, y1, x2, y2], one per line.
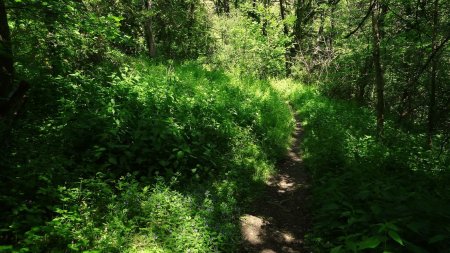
[210, 4, 290, 78]
[277, 83, 450, 253]
[3, 0, 448, 252]
[311, 0, 450, 131]
[8, 0, 213, 77]
[0, 57, 292, 252]
[152, 0, 212, 59]
[9, 0, 125, 76]
[19, 174, 227, 252]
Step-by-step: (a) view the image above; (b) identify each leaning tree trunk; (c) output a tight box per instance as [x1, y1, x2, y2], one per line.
[0, 0, 14, 100]
[144, 0, 156, 58]
[371, 0, 385, 139]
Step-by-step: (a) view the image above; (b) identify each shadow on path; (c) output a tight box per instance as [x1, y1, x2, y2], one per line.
[240, 115, 311, 253]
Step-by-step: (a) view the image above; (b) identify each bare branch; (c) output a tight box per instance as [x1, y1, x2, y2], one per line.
[344, 1, 375, 39]
[409, 34, 450, 85]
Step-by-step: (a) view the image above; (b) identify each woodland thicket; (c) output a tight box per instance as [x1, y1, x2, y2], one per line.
[0, 0, 449, 252]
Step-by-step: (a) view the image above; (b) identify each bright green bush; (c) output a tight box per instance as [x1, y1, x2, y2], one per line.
[210, 4, 290, 78]
[0, 58, 293, 252]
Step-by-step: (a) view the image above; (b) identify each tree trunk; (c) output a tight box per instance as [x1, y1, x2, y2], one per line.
[371, 0, 385, 139]
[357, 55, 373, 105]
[247, 0, 260, 25]
[261, 0, 268, 36]
[428, 0, 439, 147]
[294, 0, 305, 48]
[0, 0, 14, 100]
[144, 0, 156, 58]
[224, 0, 230, 13]
[327, 0, 340, 56]
[279, 0, 291, 76]
[216, 0, 230, 14]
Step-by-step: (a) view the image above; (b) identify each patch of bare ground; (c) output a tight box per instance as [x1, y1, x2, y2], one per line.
[240, 115, 311, 253]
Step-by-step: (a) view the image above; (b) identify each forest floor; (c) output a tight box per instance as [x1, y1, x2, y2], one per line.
[239, 114, 312, 253]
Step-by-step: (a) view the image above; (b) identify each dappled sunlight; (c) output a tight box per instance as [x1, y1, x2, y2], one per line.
[2, 0, 448, 251]
[240, 117, 311, 253]
[240, 215, 265, 245]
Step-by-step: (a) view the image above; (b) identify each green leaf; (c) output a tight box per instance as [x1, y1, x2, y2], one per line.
[388, 230, 404, 246]
[176, 150, 184, 159]
[357, 237, 382, 250]
[0, 245, 13, 251]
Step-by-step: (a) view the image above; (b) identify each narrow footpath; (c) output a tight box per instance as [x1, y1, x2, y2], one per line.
[240, 115, 311, 253]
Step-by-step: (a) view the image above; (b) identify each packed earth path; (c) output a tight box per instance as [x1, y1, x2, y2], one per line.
[240, 114, 312, 253]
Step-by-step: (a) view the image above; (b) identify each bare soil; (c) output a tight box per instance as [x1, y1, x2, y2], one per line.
[240, 115, 312, 253]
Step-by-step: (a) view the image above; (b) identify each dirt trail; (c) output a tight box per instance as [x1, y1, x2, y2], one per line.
[240, 115, 311, 253]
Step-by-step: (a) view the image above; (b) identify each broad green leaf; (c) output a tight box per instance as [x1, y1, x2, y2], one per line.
[357, 237, 382, 250]
[388, 230, 404, 246]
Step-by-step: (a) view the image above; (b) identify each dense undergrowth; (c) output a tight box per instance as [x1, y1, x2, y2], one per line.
[2, 1, 449, 252]
[0, 58, 294, 252]
[272, 80, 450, 253]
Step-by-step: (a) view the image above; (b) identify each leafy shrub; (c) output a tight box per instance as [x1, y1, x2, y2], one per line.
[210, 4, 290, 78]
[0, 58, 292, 252]
[278, 83, 450, 253]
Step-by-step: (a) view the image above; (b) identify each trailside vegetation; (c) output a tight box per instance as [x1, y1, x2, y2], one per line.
[0, 0, 449, 252]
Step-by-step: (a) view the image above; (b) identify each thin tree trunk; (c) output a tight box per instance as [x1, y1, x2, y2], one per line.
[279, 0, 291, 76]
[327, 0, 340, 56]
[428, 0, 439, 147]
[214, 0, 220, 14]
[144, 0, 156, 58]
[0, 0, 14, 100]
[215, 0, 230, 14]
[261, 0, 268, 36]
[247, 0, 259, 22]
[294, 0, 304, 48]
[224, 0, 230, 13]
[371, 0, 385, 138]
[357, 55, 373, 105]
